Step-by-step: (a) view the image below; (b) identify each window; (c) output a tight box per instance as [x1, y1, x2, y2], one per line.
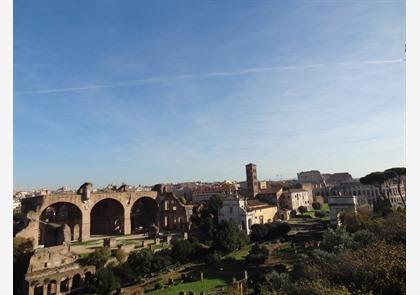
[229, 207, 233, 214]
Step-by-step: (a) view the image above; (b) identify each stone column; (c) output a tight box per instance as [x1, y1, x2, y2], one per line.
[123, 208, 131, 235]
[81, 210, 90, 242]
[27, 285, 34, 295]
[43, 284, 48, 295]
[56, 281, 61, 294]
[68, 277, 73, 291]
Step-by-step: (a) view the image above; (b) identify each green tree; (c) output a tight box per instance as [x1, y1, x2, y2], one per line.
[208, 194, 224, 222]
[86, 246, 111, 269]
[212, 220, 249, 254]
[127, 248, 153, 277]
[312, 202, 321, 210]
[360, 172, 391, 208]
[250, 224, 269, 242]
[171, 239, 196, 264]
[87, 267, 120, 295]
[246, 243, 269, 266]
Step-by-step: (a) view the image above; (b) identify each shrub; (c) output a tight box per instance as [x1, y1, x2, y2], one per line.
[298, 206, 308, 214]
[87, 267, 120, 295]
[86, 247, 112, 269]
[115, 248, 127, 263]
[127, 248, 153, 276]
[154, 282, 163, 290]
[246, 244, 269, 266]
[312, 202, 321, 210]
[250, 224, 269, 242]
[314, 210, 326, 218]
[171, 239, 196, 264]
[205, 252, 222, 265]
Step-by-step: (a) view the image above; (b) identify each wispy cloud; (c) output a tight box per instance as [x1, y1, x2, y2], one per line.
[15, 58, 404, 96]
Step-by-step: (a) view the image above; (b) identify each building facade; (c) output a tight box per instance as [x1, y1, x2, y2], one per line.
[279, 189, 311, 212]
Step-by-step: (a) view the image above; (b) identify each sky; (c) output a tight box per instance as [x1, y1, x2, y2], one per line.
[14, 0, 406, 190]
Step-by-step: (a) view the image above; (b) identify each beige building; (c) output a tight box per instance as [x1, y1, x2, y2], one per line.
[218, 193, 278, 235]
[247, 199, 278, 225]
[279, 188, 310, 212]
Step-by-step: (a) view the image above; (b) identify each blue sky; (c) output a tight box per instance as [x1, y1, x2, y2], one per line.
[14, 0, 406, 190]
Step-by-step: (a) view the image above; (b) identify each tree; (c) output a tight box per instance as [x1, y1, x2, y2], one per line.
[87, 267, 120, 295]
[86, 247, 111, 269]
[246, 244, 269, 266]
[212, 220, 249, 254]
[265, 222, 291, 240]
[250, 224, 269, 242]
[360, 172, 391, 207]
[151, 249, 172, 271]
[127, 248, 153, 277]
[171, 239, 196, 264]
[205, 252, 222, 265]
[312, 202, 321, 210]
[208, 194, 224, 222]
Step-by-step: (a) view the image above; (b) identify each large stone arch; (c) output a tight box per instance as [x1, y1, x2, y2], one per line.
[39, 202, 83, 246]
[90, 198, 125, 236]
[130, 197, 159, 234]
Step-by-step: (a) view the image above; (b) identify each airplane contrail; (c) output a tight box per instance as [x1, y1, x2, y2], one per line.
[15, 58, 404, 95]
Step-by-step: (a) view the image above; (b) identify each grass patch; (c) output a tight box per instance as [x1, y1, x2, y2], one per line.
[145, 268, 235, 295]
[146, 278, 227, 294]
[225, 244, 252, 261]
[71, 239, 103, 247]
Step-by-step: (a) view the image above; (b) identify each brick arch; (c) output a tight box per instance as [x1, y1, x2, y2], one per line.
[90, 198, 125, 236]
[130, 196, 159, 234]
[39, 202, 83, 246]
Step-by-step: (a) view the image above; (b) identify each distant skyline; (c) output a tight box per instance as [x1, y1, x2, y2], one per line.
[14, 1, 405, 190]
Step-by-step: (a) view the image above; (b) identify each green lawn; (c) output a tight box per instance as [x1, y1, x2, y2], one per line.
[146, 278, 227, 294]
[146, 269, 234, 295]
[225, 244, 252, 260]
[321, 203, 329, 211]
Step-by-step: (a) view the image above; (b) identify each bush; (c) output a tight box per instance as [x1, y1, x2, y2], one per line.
[115, 248, 127, 263]
[127, 248, 153, 277]
[250, 224, 269, 242]
[171, 239, 196, 264]
[251, 222, 291, 242]
[86, 247, 112, 269]
[246, 244, 269, 266]
[298, 206, 308, 214]
[312, 202, 321, 210]
[314, 210, 326, 218]
[205, 252, 222, 265]
[87, 267, 120, 295]
[154, 282, 163, 290]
